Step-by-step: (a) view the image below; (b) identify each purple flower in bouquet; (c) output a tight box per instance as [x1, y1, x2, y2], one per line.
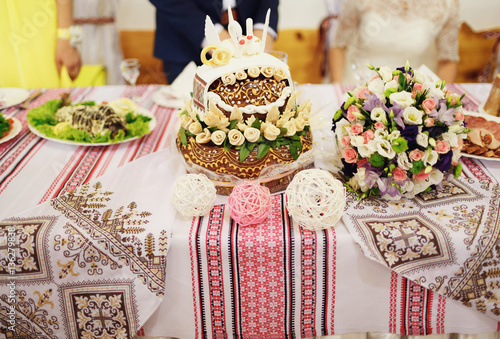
[332, 61, 469, 200]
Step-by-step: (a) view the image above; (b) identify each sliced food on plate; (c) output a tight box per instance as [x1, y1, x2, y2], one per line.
[462, 112, 500, 158]
[27, 97, 156, 145]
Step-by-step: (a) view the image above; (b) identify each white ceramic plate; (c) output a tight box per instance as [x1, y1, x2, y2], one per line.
[28, 108, 156, 146]
[0, 88, 30, 110]
[461, 111, 500, 161]
[0, 117, 22, 144]
[152, 86, 189, 109]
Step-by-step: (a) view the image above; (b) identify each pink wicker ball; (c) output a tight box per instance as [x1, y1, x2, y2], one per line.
[227, 181, 272, 226]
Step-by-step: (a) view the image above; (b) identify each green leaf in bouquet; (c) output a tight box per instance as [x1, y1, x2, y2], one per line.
[278, 127, 287, 138]
[344, 97, 356, 109]
[391, 137, 409, 153]
[251, 118, 262, 130]
[179, 127, 188, 145]
[256, 143, 270, 159]
[369, 152, 385, 168]
[333, 108, 343, 122]
[454, 163, 463, 179]
[223, 137, 231, 151]
[409, 160, 424, 175]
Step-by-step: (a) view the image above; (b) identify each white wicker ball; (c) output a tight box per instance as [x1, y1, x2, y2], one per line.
[171, 174, 217, 216]
[285, 169, 345, 230]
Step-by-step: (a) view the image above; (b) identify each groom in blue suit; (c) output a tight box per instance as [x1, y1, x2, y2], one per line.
[149, 0, 279, 83]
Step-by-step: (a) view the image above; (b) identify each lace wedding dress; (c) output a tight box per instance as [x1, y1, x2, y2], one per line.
[331, 0, 460, 84]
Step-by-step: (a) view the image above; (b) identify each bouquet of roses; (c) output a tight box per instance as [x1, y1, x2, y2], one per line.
[332, 62, 469, 200]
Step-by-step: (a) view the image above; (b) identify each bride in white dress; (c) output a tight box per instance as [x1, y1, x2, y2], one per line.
[328, 0, 460, 84]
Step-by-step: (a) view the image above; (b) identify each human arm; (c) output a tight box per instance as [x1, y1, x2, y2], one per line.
[437, 60, 458, 83]
[329, 47, 345, 83]
[436, 0, 460, 83]
[55, 0, 81, 80]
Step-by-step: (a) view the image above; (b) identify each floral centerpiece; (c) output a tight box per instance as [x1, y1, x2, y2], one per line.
[332, 62, 469, 200]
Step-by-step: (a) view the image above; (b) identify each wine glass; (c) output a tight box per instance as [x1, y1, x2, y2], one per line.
[120, 58, 140, 101]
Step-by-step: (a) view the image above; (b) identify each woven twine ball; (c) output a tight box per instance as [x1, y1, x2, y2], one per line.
[227, 181, 272, 226]
[285, 169, 346, 230]
[171, 174, 216, 216]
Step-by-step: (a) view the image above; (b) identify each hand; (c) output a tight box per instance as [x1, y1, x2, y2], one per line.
[219, 29, 231, 42]
[55, 39, 82, 81]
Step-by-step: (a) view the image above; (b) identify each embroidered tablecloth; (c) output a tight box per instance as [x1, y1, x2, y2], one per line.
[1, 84, 500, 338]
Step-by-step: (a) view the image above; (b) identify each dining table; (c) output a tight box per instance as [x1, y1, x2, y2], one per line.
[1, 82, 500, 339]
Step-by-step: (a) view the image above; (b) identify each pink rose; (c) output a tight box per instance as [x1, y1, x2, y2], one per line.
[424, 118, 434, 127]
[414, 170, 430, 181]
[347, 105, 360, 122]
[448, 93, 460, 106]
[422, 98, 436, 113]
[342, 147, 358, 163]
[374, 121, 386, 130]
[350, 124, 363, 135]
[455, 111, 464, 121]
[412, 83, 423, 93]
[409, 149, 424, 161]
[362, 129, 374, 144]
[357, 87, 370, 99]
[435, 140, 450, 154]
[393, 167, 407, 182]
[341, 135, 351, 146]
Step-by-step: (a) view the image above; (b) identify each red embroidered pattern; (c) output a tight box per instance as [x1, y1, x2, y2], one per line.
[300, 228, 317, 338]
[462, 157, 492, 183]
[389, 271, 398, 333]
[237, 194, 286, 337]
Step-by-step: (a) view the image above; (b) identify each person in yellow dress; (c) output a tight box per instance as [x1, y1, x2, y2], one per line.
[0, 0, 82, 88]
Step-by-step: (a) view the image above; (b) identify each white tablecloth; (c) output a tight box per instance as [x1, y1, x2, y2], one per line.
[1, 83, 499, 338]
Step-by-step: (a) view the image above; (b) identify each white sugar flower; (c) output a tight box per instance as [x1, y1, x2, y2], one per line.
[244, 127, 260, 143]
[263, 123, 281, 141]
[211, 130, 226, 145]
[284, 119, 297, 136]
[196, 128, 212, 143]
[179, 115, 193, 130]
[188, 120, 202, 134]
[228, 129, 245, 146]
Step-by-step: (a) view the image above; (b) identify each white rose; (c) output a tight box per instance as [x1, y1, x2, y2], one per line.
[350, 167, 369, 192]
[452, 149, 461, 164]
[368, 78, 385, 98]
[379, 66, 393, 82]
[196, 128, 212, 143]
[222, 73, 236, 85]
[423, 149, 439, 166]
[235, 69, 247, 80]
[412, 70, 427, 84]
[387, 130, 401, 142]
[397, 151, 413, 171]
[416, 132, 429, 148]
[403, 107, 423, 125]
[247, 66, 260, 78]
[263, 124, 281, 141]
[377, 139, 396, 159]
[370, 107, 386, 122]
[284, 119, 297, 136]
[261, 66, 274, 78]
[179, 115, 193, 129]
[427, 169, 444, 186]
[211, 130, 226, 145]
[188, 120, 203, 134]
[274, 67, 287, 82]
[244, 127, 260, 143]
[390, 91, 414, 108]
[441, 132, 459, 149]
[335, 118, 351, 140]
[422, 80, 445, 100]
[357, 140, 377, 158]
[384, 80, 398, 92]
[228, 129, 245, 146]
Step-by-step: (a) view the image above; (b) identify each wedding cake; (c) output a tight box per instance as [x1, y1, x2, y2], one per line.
[176, 9, 313, 195]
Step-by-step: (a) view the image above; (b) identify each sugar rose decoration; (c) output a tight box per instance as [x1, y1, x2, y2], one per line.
[332, 62, 469, 200]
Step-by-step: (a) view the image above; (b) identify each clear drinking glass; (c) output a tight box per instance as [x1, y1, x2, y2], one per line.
[120, 58, 141, 101]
